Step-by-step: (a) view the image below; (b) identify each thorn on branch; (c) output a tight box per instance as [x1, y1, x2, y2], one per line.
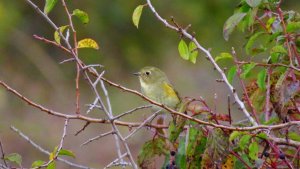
[216, 79, 225, 83]
[75, 122, 90, 136]
[60, 58, 75, 64]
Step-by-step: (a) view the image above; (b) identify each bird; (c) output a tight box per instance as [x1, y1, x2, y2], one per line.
[133, 66, 181, 115]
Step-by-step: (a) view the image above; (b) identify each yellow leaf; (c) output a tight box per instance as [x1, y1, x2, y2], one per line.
[132, 5, 144, 28]
[222, 155, 234, 169]
[49, 152, 54, 160]
[77, 38, 99, 50]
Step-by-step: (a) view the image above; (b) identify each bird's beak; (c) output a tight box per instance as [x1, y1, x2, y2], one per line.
[133, 72, 141, 76]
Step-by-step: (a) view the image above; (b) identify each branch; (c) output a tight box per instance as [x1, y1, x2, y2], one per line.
[10, 126, 95, 169]
[0, 80, 166, 129]
[2, 79, 300, 131]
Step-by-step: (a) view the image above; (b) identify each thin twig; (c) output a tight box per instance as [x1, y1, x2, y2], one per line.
[81, 131, 115, 147]
[113, 105, 152, 120]
[0, 139, 7, 167]
[104, 153, 130, 169]
[10, 126, 94, 169]
[39, 118, 69, 168]
[75, 122, 91, 136]
[124, 110, 161, 140]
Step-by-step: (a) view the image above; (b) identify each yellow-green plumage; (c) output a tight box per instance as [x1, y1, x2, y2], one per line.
[135, 66, 181, 112]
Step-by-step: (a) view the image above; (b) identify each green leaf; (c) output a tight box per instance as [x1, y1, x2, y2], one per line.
[215, 52, 233, 62]
[58, 149, 76, 158]
[249, 141, 259, 160]
[288, 132, 300, 142]
[176, 138, 186, 169]
[32, 160, 45, 167]
[266, 17, 276, 33]
[73, 9, 89, 24]
[77, 38, 99, 50]
[188, 41, 198, 64]
[44, 0, 58, 15]
[178, 40, 189, 60]
[245, 31, 264, 55]
[47, 161, 56, 169]
[229, 131, 243, 142]
[132, 5, 144, 29]
[256, 132, 267, 139]
[286, 22, 300, 33]
[246, 0, 262, 7]
[234, 154, 252, 169]
[257, 69, 267, 90]
[239, 134, 251, 150]
[227, 66, 237, 84]
[137, 138, 168, 167]
[4, 153, 22, 166]
[263, 117, 279, 125]
[270, 45, 287, 55]
[223, 12, 247, 41]
[241, 62, 256, 79]
[54, 25, 68, 44]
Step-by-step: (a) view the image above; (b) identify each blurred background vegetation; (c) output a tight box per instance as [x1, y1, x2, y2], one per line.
[0, 0, 299, 168]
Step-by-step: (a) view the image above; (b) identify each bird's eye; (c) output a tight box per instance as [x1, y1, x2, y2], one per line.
[145, 71, 151, 76]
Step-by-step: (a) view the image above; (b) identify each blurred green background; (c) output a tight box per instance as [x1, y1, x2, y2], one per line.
[0, 0, 299, 168]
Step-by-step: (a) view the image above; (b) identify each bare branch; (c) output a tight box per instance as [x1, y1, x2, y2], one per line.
[81, 130, 115, 147]
[124, 110, 161, 140]
[10, 126, 94, 169]
[0, 139, 7, 167]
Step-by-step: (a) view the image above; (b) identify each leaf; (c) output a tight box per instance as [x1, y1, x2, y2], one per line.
[270, 45, 287, 55]
[257, 69, 267, 90]
[54, 25, 68, 44]
[176, 138, 186, 169]
[241, 62, 256, 79]
[250, 88, 266, 112]
[137, 138, 168, 168]
[286, 22, 300, 33]
[215, 52, 233, 62]
[32, 160, 45, 167]
[263, 117, 279, 125]
[4, 153, 22, 166]
[229, 131, 243, 142]
[249, 141, 259, 160]
[73, 9, 89, 24]
[47, 161, 56, 169]
[246, 0, 262, 7]
[178, 40, 189, 60]
[266, 17, 276, 33]
[245, 31, 264, 55]
[223, 12, 247, 41]
[222, 155, 235, 169]
[188, 41, 198, 64]
[288, 132, 300, 142]
[44, 0, 58, 15]
[239, 134, 251, 150]
[132, 5, 144, 29]
[49, 152, 55, 160]
[58, 149, 76, 158]
[186, 127, 207, 169]
[227, 66, 237, 84]
[77, 38, 99, 50]
[256, 132, 267, 139]
[201, 129, 229, 168]
[234, 154, 252, 169]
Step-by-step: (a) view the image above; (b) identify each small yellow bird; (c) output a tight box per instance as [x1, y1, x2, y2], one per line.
[134, 66, 181, 114]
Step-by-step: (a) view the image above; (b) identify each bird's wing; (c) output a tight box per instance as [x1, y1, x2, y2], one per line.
[162, 82, 180, 100]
